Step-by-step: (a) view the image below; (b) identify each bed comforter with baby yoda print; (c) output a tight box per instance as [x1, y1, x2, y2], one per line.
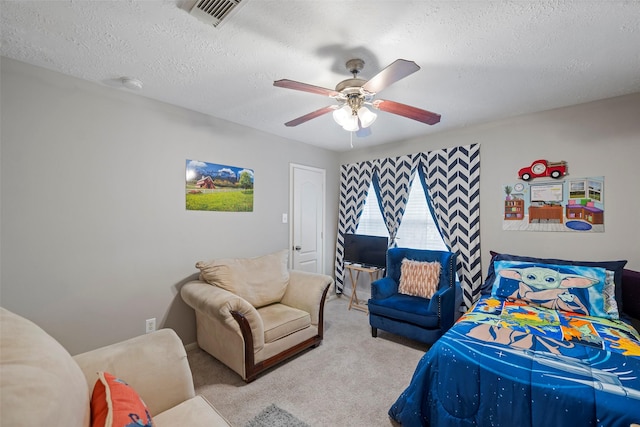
[389, 296, 640, 427]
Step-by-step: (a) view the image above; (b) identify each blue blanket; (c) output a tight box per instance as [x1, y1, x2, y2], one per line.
[389, 296, 640, 426]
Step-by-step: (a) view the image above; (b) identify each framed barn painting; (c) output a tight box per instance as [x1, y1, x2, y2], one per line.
[185, 159, 254, 212]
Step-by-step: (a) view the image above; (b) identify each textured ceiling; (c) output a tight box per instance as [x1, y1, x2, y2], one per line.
[1, 1, 639, 152]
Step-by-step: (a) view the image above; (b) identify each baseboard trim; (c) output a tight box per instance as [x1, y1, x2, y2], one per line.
[184, 341, 199, 352]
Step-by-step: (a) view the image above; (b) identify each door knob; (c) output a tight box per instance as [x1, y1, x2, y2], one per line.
[294, 246, 302, 251]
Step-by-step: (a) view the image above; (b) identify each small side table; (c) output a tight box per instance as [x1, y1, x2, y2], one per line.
[345, 264, 383, 313]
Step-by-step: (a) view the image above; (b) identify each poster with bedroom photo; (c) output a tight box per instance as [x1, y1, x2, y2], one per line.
[502, 176, 604, 232]
[185, 159, 254, 212]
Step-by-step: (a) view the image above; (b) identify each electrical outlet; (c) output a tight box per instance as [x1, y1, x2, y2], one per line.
[145, 318, 156, 334]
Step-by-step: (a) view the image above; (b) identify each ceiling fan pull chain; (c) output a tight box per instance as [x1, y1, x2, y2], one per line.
[350, 131, 354, 149]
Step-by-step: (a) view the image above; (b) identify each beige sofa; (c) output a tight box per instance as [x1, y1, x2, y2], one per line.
[181, 250, 333, 382]
[0, 307, 232, 427]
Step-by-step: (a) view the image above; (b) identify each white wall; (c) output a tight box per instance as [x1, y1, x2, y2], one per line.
[341, 93, 640, 284]
[3, 56, 639, 354]
[0, 58, 340, 354]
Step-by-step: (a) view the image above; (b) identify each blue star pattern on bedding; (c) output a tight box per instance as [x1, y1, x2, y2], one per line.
[389, 295, 640, 427]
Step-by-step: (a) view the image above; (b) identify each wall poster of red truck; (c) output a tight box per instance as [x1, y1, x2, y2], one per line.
[502, 174, 605, 233]
[518, 159, 567, 181]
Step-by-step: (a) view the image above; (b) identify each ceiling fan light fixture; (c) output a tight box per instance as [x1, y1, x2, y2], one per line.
[275, 58, 440, 138]
[332, 104, 351, 126]
[341, 114, 359, 132]
[357, 106, 377, 128]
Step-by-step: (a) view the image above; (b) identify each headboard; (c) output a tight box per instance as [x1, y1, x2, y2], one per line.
[622, 268, 640, 332]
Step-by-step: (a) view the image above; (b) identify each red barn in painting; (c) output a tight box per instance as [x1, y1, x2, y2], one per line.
[196, 176, 216, 189]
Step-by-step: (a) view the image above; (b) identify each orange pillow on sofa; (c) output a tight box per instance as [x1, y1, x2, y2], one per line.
[91, 371, 154, 427]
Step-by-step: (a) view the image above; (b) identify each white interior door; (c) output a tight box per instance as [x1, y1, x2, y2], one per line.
[290, 164, 325, 273]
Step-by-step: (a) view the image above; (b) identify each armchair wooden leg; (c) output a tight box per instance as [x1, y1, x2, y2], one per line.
[371, 326, 377, 338]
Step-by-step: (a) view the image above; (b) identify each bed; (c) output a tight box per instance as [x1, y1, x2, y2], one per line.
[389, 252, 640, 427]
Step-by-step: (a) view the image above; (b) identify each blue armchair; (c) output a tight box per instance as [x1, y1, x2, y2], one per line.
[368, 248, 460, 345]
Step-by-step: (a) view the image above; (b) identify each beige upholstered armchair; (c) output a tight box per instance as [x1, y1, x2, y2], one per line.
[181, 250, 333, 382]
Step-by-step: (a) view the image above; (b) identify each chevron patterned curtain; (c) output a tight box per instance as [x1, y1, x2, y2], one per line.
[334, 161, 374, 292]
[371, 155, 417, 247]
[418, 144, 481, 309]
[334, 144, 481, 303]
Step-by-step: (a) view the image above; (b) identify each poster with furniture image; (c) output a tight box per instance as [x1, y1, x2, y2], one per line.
[502, 177, 604, 232]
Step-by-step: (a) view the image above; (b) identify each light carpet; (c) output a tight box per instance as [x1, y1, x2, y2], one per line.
[187, 295, 430, 426]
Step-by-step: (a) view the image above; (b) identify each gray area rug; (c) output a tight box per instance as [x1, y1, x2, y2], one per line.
[245, 404, 310, 427]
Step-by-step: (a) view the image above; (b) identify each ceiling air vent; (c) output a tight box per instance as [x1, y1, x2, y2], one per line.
[189, 0, 246, 28]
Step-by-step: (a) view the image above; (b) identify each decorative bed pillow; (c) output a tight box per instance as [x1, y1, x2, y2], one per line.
[603, 269, 619, 319]
[196, 249, 290, 308]
[482, 251, 627, 313]
[398, 259, 441, 299]
[490, 259, 615, 318]
[91, 371, 154, 427]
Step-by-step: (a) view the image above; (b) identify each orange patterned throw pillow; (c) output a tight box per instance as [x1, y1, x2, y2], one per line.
[398, 259, 441, 299]
[91, 371, 154, 427]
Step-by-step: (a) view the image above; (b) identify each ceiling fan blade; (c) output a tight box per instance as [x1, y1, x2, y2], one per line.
[362, 59, 420, 94]
[274, 79, 339, 97]
[284, 105, 338, 127]
[372, 99, 441, 125]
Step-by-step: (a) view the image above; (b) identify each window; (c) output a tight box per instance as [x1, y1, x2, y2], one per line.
[587, 179, 603, 202]
[355, 184, 387, 237]
[569, 178, 604, 202]
[356, 178, 447, 251]
[569, 180, 586, 199]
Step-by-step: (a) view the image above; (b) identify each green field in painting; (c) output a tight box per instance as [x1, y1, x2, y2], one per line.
[186, 189, 253, 212]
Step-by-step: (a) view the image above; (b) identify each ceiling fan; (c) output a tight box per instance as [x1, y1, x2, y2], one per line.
[273, 58, 441, 135]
